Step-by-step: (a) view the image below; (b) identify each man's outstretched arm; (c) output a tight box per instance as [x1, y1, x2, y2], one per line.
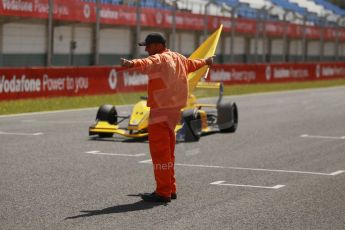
[186, 55, 215, 73]
[121, 56, 162, 74]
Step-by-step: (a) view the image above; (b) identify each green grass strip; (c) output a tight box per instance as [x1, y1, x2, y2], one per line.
[1, 79, 345, 115]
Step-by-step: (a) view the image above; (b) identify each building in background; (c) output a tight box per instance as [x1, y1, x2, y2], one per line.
[0, 0, 345, 67]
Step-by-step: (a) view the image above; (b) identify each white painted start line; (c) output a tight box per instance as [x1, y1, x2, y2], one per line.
[300, 134, 345, 140]
[21, 119, 90, 124]
[0, 131, 44, 136]
[210, 181, 286, 190]
[86, 150, 146, 157]
[139, 159, 345, 176]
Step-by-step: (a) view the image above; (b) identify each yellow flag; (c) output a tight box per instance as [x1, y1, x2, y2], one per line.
[188, 25, 223, 93]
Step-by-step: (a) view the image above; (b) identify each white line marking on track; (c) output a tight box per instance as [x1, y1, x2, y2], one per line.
[139, 159, 153, 163]
[329, 170, 345, 176]
[300, 134, 345, 140]
[21, 120, 90, 124]
[0, 107, 99, 118]
[86, 150, 146, 157]
[210, 181, 226, 185]
[0, 131, 44, 136]
[139, 159, 344, 176]
[210, 181, 286, 190]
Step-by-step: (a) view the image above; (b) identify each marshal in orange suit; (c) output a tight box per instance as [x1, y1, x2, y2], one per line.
[121, 33, 214, 203]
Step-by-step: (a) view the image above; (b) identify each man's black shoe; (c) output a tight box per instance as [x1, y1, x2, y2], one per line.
[141, 192, 171, 203]
[171, 193, 177, 200]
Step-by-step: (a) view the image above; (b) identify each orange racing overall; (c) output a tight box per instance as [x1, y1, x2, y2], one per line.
[132, 49, 207, 198]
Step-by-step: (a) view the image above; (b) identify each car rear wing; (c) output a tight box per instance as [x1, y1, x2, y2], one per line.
[195, 81, 224, 107]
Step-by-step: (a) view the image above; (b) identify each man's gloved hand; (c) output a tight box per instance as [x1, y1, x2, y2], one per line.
[121, 58, 134, 67]
[205, 55, 215, 66]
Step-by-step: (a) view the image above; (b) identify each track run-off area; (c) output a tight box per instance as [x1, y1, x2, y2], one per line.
[1, 86, 345, 229]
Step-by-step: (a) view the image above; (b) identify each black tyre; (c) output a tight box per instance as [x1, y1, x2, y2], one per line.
[217, 102, 238, 133]
[96, 104, 118, 125]
[182, 109, 202, 142]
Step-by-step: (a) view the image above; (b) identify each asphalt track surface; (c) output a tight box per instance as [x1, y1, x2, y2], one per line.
[1, 87, 345, 230]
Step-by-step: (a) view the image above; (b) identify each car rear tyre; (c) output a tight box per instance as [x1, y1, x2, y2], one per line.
[217, 102, 238, 133]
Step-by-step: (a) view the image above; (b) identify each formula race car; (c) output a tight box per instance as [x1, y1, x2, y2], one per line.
[89, 25, 238, 142]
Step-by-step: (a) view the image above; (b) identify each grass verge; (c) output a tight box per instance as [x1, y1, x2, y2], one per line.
[1, 79, 345, 115]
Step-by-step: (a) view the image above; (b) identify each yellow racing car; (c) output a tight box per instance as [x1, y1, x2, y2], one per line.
[89, 25, 238, 142]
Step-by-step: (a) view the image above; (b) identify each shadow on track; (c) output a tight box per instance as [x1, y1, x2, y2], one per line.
[64, 194, 165, 220]
[88, 136, 148, 143]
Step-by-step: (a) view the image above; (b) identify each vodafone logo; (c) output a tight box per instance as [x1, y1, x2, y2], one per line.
[83, 4, 90, 18]
[108, 69, 118, 90]
[265, 65, 271, 81]
[155, 12, 163, 25]
[316, 64, 321, 78]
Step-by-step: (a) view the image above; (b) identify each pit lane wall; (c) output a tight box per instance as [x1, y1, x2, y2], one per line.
[1, 62, 345, 101]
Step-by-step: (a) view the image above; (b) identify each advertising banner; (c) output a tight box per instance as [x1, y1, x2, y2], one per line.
[1, 63, 344, 101]
[318, 62, 345, 79]
[209, 64, 266, 84]
[0, 66, 149, 100]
